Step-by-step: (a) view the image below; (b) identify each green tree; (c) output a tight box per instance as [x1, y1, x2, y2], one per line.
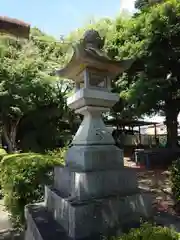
[0, 30, 72, 152]
[135, 0, 164, 10]
[17, 81, 72, 152]
[106, 0, 180, 147]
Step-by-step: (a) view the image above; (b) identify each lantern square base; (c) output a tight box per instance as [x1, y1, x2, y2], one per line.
[25, 188, 153, 240]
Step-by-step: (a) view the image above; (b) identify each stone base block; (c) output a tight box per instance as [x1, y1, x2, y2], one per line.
[25, 203, 68, 240]
[65, 145, 123, 171]
[45, 186, 153, 239]
[25, 226, 35, 240]
[25, 203, 106, 240]
[54, 167, 138, 201]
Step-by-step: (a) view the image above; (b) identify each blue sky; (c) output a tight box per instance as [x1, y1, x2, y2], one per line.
[0, 0, 135, 38]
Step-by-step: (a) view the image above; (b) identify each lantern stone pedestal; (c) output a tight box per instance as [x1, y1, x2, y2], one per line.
[25, 30, 153, 240]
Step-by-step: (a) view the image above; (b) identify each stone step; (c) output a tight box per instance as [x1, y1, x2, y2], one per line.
[65, 145, 123, 171]
[25, 203, 102, 240]
[25, 203, 67, 240]
[154, 211, 180, 232]
[54, 167, 138, 201]
[44, 186, 153, 239]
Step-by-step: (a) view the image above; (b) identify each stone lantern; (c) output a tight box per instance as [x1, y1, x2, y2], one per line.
[57, 30, 133, 148]
[25, 30, 152, 240]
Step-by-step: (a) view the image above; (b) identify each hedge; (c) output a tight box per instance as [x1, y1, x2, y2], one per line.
[0, 148, 7, 192]
[0, 149, 65, 228]
[0, 148, 7, 161]
[108, 223, 179, 240]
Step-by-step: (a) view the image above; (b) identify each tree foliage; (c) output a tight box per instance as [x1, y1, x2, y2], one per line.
[105, 0, 180, 147]
[135, 0, 164, 10]
[0, 30, 74, 152]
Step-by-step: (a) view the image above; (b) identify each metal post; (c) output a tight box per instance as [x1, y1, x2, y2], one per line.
[138, 126, 141, 144]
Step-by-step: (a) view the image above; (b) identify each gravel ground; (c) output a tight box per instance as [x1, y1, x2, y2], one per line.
[124, 157, 175, 214]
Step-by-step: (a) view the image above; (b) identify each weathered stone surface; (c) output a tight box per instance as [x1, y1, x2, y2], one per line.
[25, 203, 43, 240]
[25, 227, 36, 240]
[25, 203, 68, 240]
[65, 145, 123, 171]
[67, 88, 119, 111]
[154, 211, 180, 232]
[72, 107, 115, 145]
[54, 167, 138, 201]
[45, 187, 153, 239]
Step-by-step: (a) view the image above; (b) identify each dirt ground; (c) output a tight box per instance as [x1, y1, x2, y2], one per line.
[124, 157, 175, 215]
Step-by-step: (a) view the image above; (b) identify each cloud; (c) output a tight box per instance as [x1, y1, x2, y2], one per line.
[120, 0, 136, 13]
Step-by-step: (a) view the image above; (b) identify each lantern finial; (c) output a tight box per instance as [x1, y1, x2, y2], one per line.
[82, 29, 104, 50]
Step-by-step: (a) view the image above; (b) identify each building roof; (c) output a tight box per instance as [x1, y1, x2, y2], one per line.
[105, 118, 158, 127]
[0, 16, 30, 39]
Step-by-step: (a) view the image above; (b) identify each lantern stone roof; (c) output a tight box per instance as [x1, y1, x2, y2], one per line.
[0, 16, 30, 39]
[56, 29, 134, 82]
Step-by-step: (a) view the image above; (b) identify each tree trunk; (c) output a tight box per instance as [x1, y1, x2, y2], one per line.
[3, 124, 14, 153]
[2, 119, 20, 153]
[165, 104, 179, 148]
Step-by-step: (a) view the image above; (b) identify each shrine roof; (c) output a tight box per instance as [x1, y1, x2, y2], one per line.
[105, 118, 158, 127]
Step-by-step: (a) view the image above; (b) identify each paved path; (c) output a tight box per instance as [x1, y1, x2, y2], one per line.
[0, 198, 23, 239]
[0, 199, 15, 240]
[0, 200, 11, 232]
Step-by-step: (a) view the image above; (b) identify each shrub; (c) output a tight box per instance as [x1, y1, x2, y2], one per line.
[170, 159, 180, 202]
[0, 148, 7, 192]
[0, 151, 64, 228]
[107, 223, 179, 240]
[46, 147, 67, 163]
[0, 148, 7, 161]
